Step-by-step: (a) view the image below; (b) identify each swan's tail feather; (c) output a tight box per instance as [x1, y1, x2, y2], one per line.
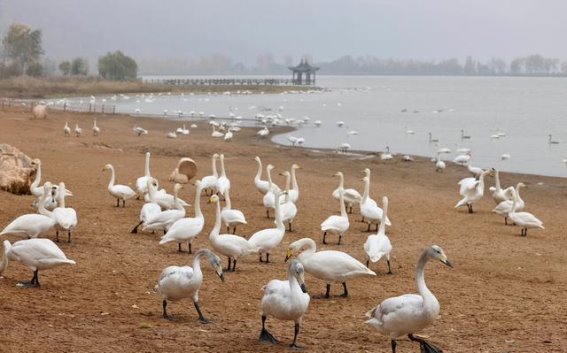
[0, 240, 11, 275]
[64, 259, 76, 266]
[455, 198, 468, 208]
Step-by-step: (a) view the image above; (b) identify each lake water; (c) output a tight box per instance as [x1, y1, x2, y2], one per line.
[50, 75, 567, 177]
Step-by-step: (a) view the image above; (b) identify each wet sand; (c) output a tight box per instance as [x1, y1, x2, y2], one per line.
[0, 107, 566, 353]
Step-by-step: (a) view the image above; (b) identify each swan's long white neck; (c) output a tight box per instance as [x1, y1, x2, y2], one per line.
[224, 188, 232, 210]
[362, 177, 370, 203]
[267, 167, 274, 189]
[495, 170, 501, 189]
[416, 251, 437, 309]
[172, 186, 182, 210]
[0, 240, 12, 275]
[296, 238, 317, 260]
[511, 188, 518, 213]
[219, 156, 227, 178]
[38, 186, 53, 217]
[291, 167, 298, 192]
[338, 173, 345, 190]
[284, 173, 291, 203]
[107, 166, 116, 189]
[144, 153, 151, 177]
[31, 163, 41, 189]
[210, 200, 222, 239]
[194, 184, 203, 218]
[58, 185, 66, 208]
[478, 171, 488, 192]
[147, 179, 156, 202]
[274, 191, 285, 231]
[192, 250, 208, 275]
[288, 268, 302, 298]
[339, 189, 347, 217]
[255, 158, 263, 181]
[378, 199, 388, 235]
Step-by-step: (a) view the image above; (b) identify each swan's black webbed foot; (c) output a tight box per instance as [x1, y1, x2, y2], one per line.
[409, 334, 444, 353]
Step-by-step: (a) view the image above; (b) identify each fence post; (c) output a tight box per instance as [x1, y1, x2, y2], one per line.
[113, 105, 116, 115]
[89, 103, 92, 113]
[102, 104, 105, 114]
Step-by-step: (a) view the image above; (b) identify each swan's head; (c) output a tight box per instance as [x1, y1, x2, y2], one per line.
[173, 183, 183, 193]
[487, 168, 496, 177]
[212, 153, 219, 159]
[334, 171, 343, 178]
[279, 171, 291, 177]
[382, 196, 388, 208]
[31, 159, 41, 167]
[267, 164, 275, 171]
[102, 164, 112, 172]
[291, 164, 300, 170]
[202, 250, 224, 282]
[518, 182, 526, 189]
[220, 154, 225, 160]
[362, 168, 371, 177]
[43, 181, 53, 194]
[208, 194, 220, 204]
[254, 156, 261, 162]
[428, 245, 453, 268]
[288, 260, 307, 293]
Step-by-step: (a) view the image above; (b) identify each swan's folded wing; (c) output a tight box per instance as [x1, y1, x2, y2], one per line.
[378, 294, 423, 320]
[159, 266, 193, 282]
[262, 279, 289, 296]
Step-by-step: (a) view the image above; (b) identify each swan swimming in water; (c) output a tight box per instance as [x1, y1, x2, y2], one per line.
[365, 245, 453, 353]
[1, 238, 76, 287]
[259, 259, 310, 349]
[155, 248, 224, 323]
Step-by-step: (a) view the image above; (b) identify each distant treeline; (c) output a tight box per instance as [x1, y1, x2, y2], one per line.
[140, 54, 567, 77]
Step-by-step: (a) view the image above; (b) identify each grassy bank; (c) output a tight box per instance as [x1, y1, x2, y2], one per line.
[0, 76, 316, 98]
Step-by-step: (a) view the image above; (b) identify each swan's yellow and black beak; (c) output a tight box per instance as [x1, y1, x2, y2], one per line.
[440, 255, 453, 268]
[216, 265, 225, 282]
[295, 272, 308, 293]
[284, 249, 293, 262]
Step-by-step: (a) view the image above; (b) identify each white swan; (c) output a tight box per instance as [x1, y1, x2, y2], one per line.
[131, 178, 162, 234]
[1, 182, 56, 239]
[201, 154, 219, 196]
[455, 169, 492, 213]
[211, 125, 224, 138]
[29, 160, 71, 210]
[453, 151, 471, 165]
[288, 164, 300, 203]
[92, 119, 100, 136]
[278, 171, 298, 232]
[321, 188, 349, 245]
[156, 248, 223, 323]
[63, 122, 71, 137]
[143, 183, 186, 233]
[147, 180, 190, 210]
[207, 195, 255, 272]
[365, 245, 452, 353]
[435, 153, 446, 172]
[493, 183, 525, 225]
[259, 260, 310, 348]
[364, 196, 393, 274]
[221, 188, 247, 234]
[285, 237, 375, 298]
[508, 188, 544, 236]
[262, 164, 278, 218]
[217, 154, 231, 196]
[254, 156, 280, 194]
[381, 146, 394, 161]
[133, 125, 148, 136]
[74, 123, 82, 137]
[489, 169, 512, 204]
[249, 190, 287, 263]
[332, 171, 361, 214]
[51, 182, 78, 243]
[360, 176, 392, 231]
[135, 152, 152, 197]
[102, 164, 137, 207]
[466, 163, 483, 179]
[160, 180, 205, 253]
[0, 238, 76, 287]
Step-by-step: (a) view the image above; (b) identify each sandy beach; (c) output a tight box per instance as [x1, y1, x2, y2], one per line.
[0, 106, 566, 353]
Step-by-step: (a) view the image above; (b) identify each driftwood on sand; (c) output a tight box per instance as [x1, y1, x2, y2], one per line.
[0, 144, 36, 195]
[32, 104, 48, 119]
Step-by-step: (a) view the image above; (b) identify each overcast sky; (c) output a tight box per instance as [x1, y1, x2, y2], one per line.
[1, 0, 566, 64]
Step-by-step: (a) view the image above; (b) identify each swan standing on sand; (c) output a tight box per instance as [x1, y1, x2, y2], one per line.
[0, 238, 76, 287]
[288, 164, 300, 204]
[278, 171, 298, 232]
[435, 153, 446, 172]
[92, 119, 100, 136]
[493, 183, 525, 225]
[321, 188, 349, 245]
[365, 245, 453, 353]
[160, 181, 205, 253]
[74, 123, 82, 137]
[136, 152, 153, 197]
[360, 176, 392, 231]
[156, 249, 224, 323]
[332, 171, 361, 214]
[133, 125, 148, 136]
[250, 190, 287, 263]
[285, 237, 375, 298]
[131, 178, 162, 234]
[142, 184, 186, 233]
[262, 164, 278, 218]
[201, 154, 219, 196]
[211, 125, 224, 138]
[489, 169, 512, 204]
[1, 183, 56, 239]
[146, 180, 189, 210]
[51, 182, 77, 243]
[259, 260, 310, 349]
[63, 122, 71, 137]
[221, 188, 247, 234]
[217, 154, 231, 196]
[364, 196, 393, 273]
[508, 188, 544, 236]
[254, 156, 280, 194]
[29, 159, 64, 210]
[466, 163, 483, 179]
[208, 195, 255, 272]
[455, 169, 492, 213]
[102, 164, 137, 207]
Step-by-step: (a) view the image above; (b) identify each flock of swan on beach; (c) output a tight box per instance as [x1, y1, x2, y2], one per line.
[0, 127, 546, 352]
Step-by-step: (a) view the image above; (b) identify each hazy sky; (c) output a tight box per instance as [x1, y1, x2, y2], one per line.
[1, 0, 566, 64]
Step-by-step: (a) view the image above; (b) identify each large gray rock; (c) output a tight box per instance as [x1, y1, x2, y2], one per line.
[0, 144, 35, 195]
